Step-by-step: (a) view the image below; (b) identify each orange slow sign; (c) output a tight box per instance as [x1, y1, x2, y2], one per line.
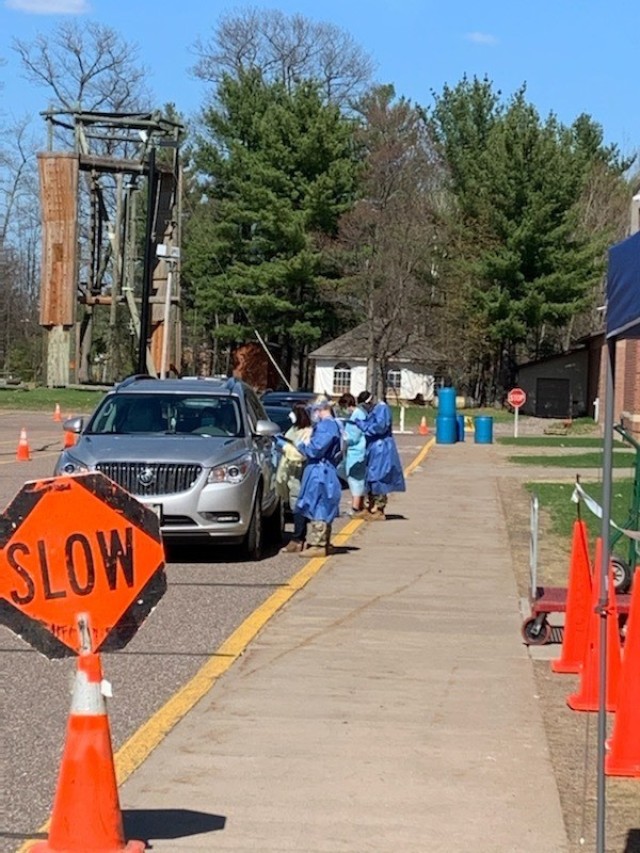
[0, 473, 166, 658]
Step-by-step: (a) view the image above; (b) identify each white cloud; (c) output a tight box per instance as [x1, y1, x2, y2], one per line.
[465, 31, 499, 46]
[5, 0, 89, 13]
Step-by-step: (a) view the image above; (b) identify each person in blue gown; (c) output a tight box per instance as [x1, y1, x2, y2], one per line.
[290, 399, 343, 557]
[355, 391, 406, 520]
[337, 392, 367, 515]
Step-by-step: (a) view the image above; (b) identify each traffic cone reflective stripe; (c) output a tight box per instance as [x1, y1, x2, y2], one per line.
[16, 427, 30, 461]
[551, 520, 592, 674]
[33, 653, 144, 853]
[53, 403, 62, 422]
[606, 574, 640, 777]
[567, 541, 622, 712]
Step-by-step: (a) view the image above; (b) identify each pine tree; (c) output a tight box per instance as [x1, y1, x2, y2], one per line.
[183, 70, 359, 384]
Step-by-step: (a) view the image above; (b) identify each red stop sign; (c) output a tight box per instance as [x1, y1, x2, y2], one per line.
[507, 388, 527, 408]
[0, 473, 166, 658]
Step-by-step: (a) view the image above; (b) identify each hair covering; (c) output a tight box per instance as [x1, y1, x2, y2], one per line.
[357, 390, 374, 406]
[310, 397, 332, 412]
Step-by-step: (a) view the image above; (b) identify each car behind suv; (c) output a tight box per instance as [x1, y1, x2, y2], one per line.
[54, 376, 283, 559]
[260, 390, 316, 408]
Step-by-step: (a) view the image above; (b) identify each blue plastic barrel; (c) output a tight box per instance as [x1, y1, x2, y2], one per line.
[456, 414, 465, 443]
[437, 387, 457, 418]
[474, 416, 494, 444]
[436, 415, 457, 444]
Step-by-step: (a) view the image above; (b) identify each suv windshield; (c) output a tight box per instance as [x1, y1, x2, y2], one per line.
[86, 393, 245, 437]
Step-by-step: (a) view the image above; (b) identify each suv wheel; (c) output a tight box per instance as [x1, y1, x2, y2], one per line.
[243, 486, 263, 561]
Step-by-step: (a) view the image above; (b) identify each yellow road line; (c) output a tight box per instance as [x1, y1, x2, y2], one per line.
[17, 438, 435, 852]
[404, 436, 435, 477]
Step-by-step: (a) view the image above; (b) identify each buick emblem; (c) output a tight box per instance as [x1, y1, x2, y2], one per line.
[138, 466, 156, 487]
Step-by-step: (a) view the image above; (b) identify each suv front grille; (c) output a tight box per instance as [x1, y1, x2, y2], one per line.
[96, 462, 202, 496]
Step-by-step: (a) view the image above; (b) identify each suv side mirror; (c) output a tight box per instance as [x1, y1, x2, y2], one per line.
[63, 416, 84, 434]
[255, 419, 281, 437]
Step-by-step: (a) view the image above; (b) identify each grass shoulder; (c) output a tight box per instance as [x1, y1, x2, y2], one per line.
[526, 479, 634, 559]
[0, 386, 106, 413]
[498, 436, 613, 448]
[508, 450, 634, 468]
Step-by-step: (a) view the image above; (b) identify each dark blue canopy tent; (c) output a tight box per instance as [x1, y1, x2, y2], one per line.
[595, 230, 640, 851]
[606, 232, 640, 338]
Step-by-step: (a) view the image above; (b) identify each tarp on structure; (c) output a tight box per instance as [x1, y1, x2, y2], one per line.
[38, 152, 79, 327]
[606, 231, 640, 340]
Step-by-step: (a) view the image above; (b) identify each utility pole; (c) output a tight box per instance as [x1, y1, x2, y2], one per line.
[137, 146, 157, 375]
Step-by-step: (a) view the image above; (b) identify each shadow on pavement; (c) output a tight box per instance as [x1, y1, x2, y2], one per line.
[122, 808, 226, 842]
[625, 829, 640, 852]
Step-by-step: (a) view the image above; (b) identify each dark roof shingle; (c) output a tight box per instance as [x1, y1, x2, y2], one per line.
[309, 322, 443, 367]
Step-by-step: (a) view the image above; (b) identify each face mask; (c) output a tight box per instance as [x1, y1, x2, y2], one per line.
[288, 411, 297, 424]
[311, 411, 320, 424]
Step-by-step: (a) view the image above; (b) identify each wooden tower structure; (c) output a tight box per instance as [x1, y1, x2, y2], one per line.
[38, 110, 184, 386]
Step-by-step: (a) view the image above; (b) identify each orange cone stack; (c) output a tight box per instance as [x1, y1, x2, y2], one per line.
[63, 429, 76, 449]
[16, 427, 30, 461]
[567, 539, 622, 712]
[551, 520, 592, 674]
[33, 653, 144, 853]
[606, 573, 640, 777]
[53, 403, 62, 422]
[419, 416, 428, 436]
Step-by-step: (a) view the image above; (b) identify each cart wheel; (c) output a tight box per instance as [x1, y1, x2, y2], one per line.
[521, 616, 552, 646]
[611, 556, 632, 594]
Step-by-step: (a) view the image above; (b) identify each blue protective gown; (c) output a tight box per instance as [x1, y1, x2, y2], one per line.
[359, 402, 406, 494]
[344, 406, 367, 471]
[295, 417, 343, 523]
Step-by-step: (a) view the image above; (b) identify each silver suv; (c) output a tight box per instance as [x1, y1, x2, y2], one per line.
[54, 376, 283, 559]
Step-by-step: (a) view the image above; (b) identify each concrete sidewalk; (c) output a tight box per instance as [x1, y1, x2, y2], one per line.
[120, 442, 569, 852]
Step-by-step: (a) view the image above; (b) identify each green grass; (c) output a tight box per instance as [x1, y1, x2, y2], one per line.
[390, 403, 533, 428]
[0, 386, 106, 412]
[551, 417, 598, 435]
[509, 451, 636, 468]
[499, 436, 618, 448]
[526, 479, 635, 558]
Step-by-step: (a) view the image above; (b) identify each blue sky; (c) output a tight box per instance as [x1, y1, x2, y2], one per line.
[1, 0, 638, 157]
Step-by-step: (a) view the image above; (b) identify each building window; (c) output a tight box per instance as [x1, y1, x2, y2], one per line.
[333, 362, 351, 395]
[386, 369, 402, 392]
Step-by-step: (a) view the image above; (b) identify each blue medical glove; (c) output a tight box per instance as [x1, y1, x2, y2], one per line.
[273, 434, 287, 450]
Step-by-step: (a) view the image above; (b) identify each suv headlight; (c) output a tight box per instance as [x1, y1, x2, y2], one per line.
[59, 454, 90, 475]
[207, 453, 253, 485]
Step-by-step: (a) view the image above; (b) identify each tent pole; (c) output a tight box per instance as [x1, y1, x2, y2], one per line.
[596, 337, 616, 853]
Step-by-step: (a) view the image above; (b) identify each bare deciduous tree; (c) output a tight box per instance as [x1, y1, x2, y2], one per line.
[13, 20, 150, 113]
[0, 117, 41, 379]
[0, 118, 37, 244]
[192, 7, 375, 106]
[329, 87, 447, 395]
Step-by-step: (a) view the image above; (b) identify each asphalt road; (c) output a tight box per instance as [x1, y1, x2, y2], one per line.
[0, 410, 425, 853]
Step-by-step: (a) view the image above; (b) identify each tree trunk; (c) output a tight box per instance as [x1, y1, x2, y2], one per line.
[366, 274, 376, 395]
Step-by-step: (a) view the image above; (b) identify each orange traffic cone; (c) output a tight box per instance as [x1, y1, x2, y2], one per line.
[567, 540, 622, 712]
[551, 520, 592, 674]
[16, 427, 30, 461]
[53, 403, 62, 422]
[419, 416, 428, 436]
[63, 429, 76, 449]
[33, 653, 144, 853]
[606, 573, 640, 776]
